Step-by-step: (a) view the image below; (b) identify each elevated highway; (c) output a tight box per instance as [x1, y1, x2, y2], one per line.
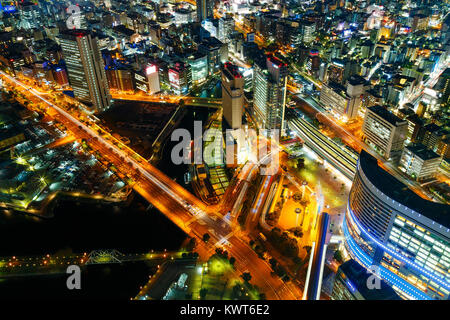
[0, 71, 302, 300]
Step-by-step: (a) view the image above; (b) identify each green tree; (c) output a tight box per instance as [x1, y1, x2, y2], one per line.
[187, 238, 197, 251]
[334, 250, 344, 264]
[290, 227, 304, 238]
[241, 272, 252, 283]
[269, 258, 278, 269]
[297, 158, 305, 169]
[199, 288, 208, 300]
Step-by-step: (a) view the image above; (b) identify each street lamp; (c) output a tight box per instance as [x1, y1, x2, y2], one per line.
[40, 177, 48, 186]
[301, 180, 308, 200]
[295, 208, 302, 227]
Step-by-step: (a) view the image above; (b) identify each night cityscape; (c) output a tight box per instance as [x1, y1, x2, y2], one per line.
[0, 0, 449, 307]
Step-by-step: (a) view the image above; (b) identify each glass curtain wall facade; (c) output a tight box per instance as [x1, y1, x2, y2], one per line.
[344, 150, 450, 300]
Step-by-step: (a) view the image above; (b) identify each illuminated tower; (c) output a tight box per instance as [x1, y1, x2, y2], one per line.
[252, 55, 288, 136]
[221, 62, 244, 129]
[196, 0, 213, 22]
[59, 30, 111, 113]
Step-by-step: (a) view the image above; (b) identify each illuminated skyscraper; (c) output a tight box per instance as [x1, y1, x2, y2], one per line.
[187, 52, 208, 85]
[362, 105, 408, 162]
[344, 150, 450, 300]
[221, 62, 244, 129]
[59, 30, 111, 113]
[252, 55, 288, 136]
[196, 0, 213, 22]
[218, 16, 234, 43]
[18, 1, 41, 30]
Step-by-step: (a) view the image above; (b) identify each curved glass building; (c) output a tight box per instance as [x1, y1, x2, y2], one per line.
[344, 150, 450, 300]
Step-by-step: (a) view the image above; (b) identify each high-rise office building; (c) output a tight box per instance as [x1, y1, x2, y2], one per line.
[218, 16, 235, 43]
[319, 76, 367, 120]
[168, 61, 192, 95]
[187, 52, 208, 85]
[326, 58, 355, 84]
[344, 150, 450, 300]
[174, 7, 196, 25]
[305, 49, 320, 75]
[405, 113, 424, 143]
[59, 30, 111, 113]
[299, 20, 316, 44]
[196, 0, 213, 22]
[146, 64, 160, 94]
[399, 144, 442, 181]
[253, 55, 288, 136]
[198, 37, 228, 76]
[201, 19, 218, 38]
[18, 2, 41, 30]
[222, 62, 244, 129]
[417, 123, 446, 152]
[331, 259, 401, 300]
[437, 68, 450, 105]
[362, 105, 408, 161]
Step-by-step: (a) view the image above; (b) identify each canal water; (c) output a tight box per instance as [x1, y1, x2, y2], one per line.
[0, 194, 187, 299]
[0, 107, 214, 299]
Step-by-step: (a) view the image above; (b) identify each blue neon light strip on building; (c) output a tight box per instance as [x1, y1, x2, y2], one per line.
[346, 279, 356, 293]
[346, 203, 450, 291]
[0, 3, 16, 13]
[343, 218, 431, 300]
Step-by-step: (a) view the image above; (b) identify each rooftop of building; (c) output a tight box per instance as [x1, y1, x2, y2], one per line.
[423, 123, 444, 135]
[347, 75, 369, 86]
[359, 150, 450, 227]
[325, 81, 348, 98]
[299, 19, 315, 26]
[59, 29, 93, 38]
[406, 113, 424, 125]
[392, 74, 416, 86]
[412, 13, 428, 19]
[198, 37, 223, 49]
[0, 124, 25, 144]
[267, 55, 287, 67]
[330, 58, 347, 67]
[337, 259, 401, 300]
[222, 62, 242, 80]
[404, 144, 441, 161]
[174, 7, 194, 14]
[18, 1, 37, 7]
[112, 25, 135, 37]
[0, 31, 13, 41]
[169, 61, 189, 72]
[366, 88, 383, 98]
[185, 50, 207, 61]
[367, 105, 406, 126]
[397, 107, 415, 119]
